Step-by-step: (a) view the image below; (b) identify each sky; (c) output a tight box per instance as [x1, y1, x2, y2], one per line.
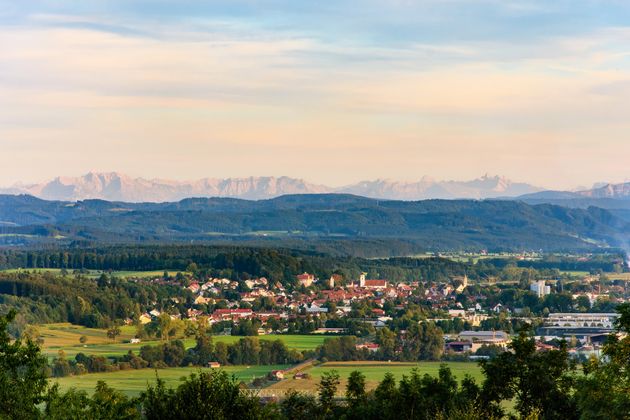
[1, 1, 630, 190]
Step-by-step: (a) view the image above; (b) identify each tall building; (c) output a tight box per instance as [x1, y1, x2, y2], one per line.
[359, 272, 366, 287]
[530, 280, 551, 297]
[357, 272, 387, 289]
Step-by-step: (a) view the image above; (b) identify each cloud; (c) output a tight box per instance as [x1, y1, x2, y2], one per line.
[1, 3, 630, 188]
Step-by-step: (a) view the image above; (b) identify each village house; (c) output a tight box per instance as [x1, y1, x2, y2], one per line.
[187, 282, 200, 293]
[138, 313, 152, 324]
[211, 308, 253, 321]
[296, 272, 315, 287]
[356, 343, 380, 353]
[270, 370, 285, 380]
[453, 275, 468, 293]
[194, 295, 213, 305]
[372, 308, 385, 316]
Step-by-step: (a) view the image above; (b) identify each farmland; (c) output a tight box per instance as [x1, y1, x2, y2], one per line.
[51, 365, 289, 397]
[49, 360, 484, 398]
[267, 361, 484, 395]
[39, 323, 329, 358]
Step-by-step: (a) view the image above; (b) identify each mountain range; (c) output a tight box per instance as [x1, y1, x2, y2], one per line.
[5, 172, 629, 203]
[0, 172, 546, 202]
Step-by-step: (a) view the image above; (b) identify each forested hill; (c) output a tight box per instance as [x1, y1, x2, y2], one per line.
[0, 194, 628, 252]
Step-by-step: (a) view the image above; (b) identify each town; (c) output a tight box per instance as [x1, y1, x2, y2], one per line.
[126, 259, 629, 363]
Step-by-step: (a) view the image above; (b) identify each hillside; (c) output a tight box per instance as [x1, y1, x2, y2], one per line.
[0, 194, 628, 252]
[517, 181, 630, 206]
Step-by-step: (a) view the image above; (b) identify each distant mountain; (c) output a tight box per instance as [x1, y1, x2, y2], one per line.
[0, 172, 543, 202]
[339, 175, 541, 200]
[0, 193, 627, 252]
[578, 182, 630, 199]
[0, 172, 329, 202]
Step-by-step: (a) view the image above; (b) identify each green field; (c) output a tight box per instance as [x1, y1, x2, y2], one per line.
[559, 271, 591, 277]
[268, 361, 483, 394]
[51, 361, 483, 398]
[52, 365, 289, 397]
[40, 324, 329, 359]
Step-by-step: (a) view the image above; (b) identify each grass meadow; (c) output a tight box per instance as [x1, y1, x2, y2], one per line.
[51, 365, 289, 397]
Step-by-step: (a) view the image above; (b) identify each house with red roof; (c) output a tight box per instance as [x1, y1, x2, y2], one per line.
[356, 343, 380, 352]
[296, 272, 315, 287]
[358, 273, 388, 289]
[211, 308, 253, 321]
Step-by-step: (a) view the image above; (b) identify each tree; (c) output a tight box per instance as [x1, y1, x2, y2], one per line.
[317, 370, 340, 418]
[213, 341, 229, 366]
[574, 303, 630, 418]
[575, 295, 591, 311]
[191, 334, 214, 366]
[186, 262, 198, 275]
[480, 327, 578, 419]
[89, 381, 140, 419]
[346, 370, 366, 403]
[162, 341, 186, 367]
[156, 313, 173, 341]
[0, 310, 50, 419]
[281, 390, 318, 419]
[44, 386, 92, 420]
[107, 325, 121, 343]
[345, 370, 367, 419]
[401, 322, 443, 361]
[46, 381, 140, 420]
[141, 370, 271, 419]
[52, 350, 73, 378]
[372, 372, 398, 419]
[375, 327, 397, 359]
[474, 344, 504, 359]
[79, 335, 88, 344]
[22, 324, 43, 345]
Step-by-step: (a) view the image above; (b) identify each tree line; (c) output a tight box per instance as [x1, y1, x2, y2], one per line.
[1, 245, 620, 286]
